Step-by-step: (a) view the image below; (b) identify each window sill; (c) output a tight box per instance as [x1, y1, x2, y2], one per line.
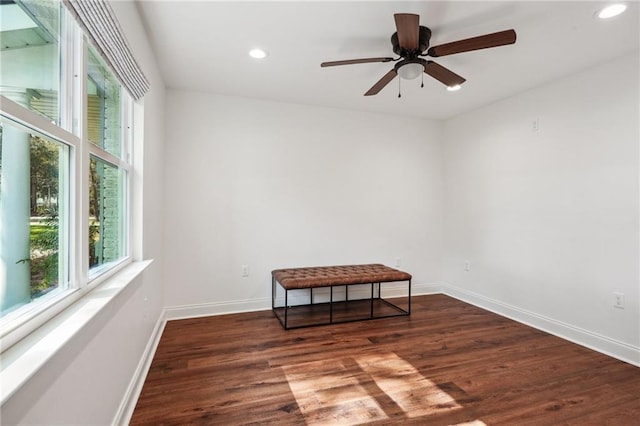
[0, 260, 153, 404]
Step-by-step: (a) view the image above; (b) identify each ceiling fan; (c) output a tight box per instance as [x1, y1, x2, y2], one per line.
[321, 13, 516, 96]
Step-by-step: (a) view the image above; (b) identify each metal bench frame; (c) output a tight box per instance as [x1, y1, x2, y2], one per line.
[272, 277, 411, 330]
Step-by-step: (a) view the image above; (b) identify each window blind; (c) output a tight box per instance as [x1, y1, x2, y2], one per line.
[62, 0, 149, 100]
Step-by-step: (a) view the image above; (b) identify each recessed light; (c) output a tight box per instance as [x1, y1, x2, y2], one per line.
[447, 84, 462, 92]
[597, 3, 627, 19]
[249, 48, 267, 59]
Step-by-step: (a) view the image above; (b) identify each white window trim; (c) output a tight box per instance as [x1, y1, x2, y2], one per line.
[0, 96, 79, 149]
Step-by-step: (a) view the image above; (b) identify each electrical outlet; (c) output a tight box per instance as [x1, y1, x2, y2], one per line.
[395, 258, 401, 267]
[613, 292, 624, 309]
[242, 265, 249, 277]
[464, 260, 471, 272]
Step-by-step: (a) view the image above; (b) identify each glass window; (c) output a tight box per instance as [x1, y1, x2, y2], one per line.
[86, 45, 129, 276]
[0, 0, 61, 123]
[0, 120, 69, 317]
[0, 0, 134, 349]
[89, 156, 126, 272]
[87, 47, 122, 158]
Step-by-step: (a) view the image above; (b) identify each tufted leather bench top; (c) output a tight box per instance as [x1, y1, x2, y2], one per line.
[272, 264, 412, 290]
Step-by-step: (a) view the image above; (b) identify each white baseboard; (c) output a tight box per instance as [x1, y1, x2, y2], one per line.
[113, 313, 167, 426]
[165, 297, 272, 321]
[412, 282, 443, 296]
[443, 284, 640, 367]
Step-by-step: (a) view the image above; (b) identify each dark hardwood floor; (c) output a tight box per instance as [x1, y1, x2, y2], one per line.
[131, 294, 640, 425]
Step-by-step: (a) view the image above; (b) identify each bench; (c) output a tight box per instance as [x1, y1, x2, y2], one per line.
[271, 264, 412, 329]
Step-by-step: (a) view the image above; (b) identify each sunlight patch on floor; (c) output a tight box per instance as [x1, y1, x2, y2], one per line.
[283, 358, 387, 425]
[283, 352, 463, 425]
[355, 352, 461, 418]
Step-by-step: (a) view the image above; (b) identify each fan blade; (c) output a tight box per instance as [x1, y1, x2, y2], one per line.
[321, 57, 394, 67]
[428, 29, 516, 57]
[394, 13, 420, 50]
[364, 69, 397, 96]
[424, 61, 466, 87]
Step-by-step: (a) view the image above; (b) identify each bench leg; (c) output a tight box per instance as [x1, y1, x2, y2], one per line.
[284, 288, 289, 329]
[408, 279, 412, 315]
[370, 283, 374, 317]
[330, 286, 333, 324]
[271, 276, 275, 309]
[272, 278, 289, 329]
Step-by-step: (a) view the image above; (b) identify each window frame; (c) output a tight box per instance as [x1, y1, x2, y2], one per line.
[0, 98, 79, 349]
[0, 2, 134, 352]
[84, 38, 133, 282]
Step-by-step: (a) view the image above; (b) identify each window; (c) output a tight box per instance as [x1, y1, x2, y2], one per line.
[0, 121, 70, 315]
[0, 0, 134, 348]
[86, 46, 130, 275]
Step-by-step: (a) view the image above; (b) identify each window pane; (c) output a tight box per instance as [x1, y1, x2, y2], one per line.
[89, 156, 125, 270]
[0, 120, 69, 316]
[0, 0, 61, 123]
[87, 47, 121, 158]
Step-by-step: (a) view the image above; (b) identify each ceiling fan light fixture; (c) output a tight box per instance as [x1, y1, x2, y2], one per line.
[597, 3, 627, 19]
[397, 62, 424, 80]
[249, 48, 268, 59]
[321, 12, 517, 96]
[447, 84, 462, 92]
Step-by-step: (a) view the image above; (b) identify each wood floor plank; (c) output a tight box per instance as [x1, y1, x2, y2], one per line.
[131, 294, 640, 425]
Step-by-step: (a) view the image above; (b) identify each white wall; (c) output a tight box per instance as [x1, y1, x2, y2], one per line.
[0, 2, 166, 424]
[163, 91, 444, 313]
[442, 52, 639, 361]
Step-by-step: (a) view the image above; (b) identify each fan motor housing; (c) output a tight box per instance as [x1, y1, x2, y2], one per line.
[391, 26, 432, 56]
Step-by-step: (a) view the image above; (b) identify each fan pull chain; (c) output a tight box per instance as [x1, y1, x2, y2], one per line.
[421, 72, 424, 88]
[398, 77, 401, 98]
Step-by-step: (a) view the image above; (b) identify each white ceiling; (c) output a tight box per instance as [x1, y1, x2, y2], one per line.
[136, 1, 639, 120]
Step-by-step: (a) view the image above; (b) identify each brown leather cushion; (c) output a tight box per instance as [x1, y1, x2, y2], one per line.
[272, 264, 412, 290]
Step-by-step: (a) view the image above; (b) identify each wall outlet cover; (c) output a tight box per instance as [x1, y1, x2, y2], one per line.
[613, 292, 624, 309]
